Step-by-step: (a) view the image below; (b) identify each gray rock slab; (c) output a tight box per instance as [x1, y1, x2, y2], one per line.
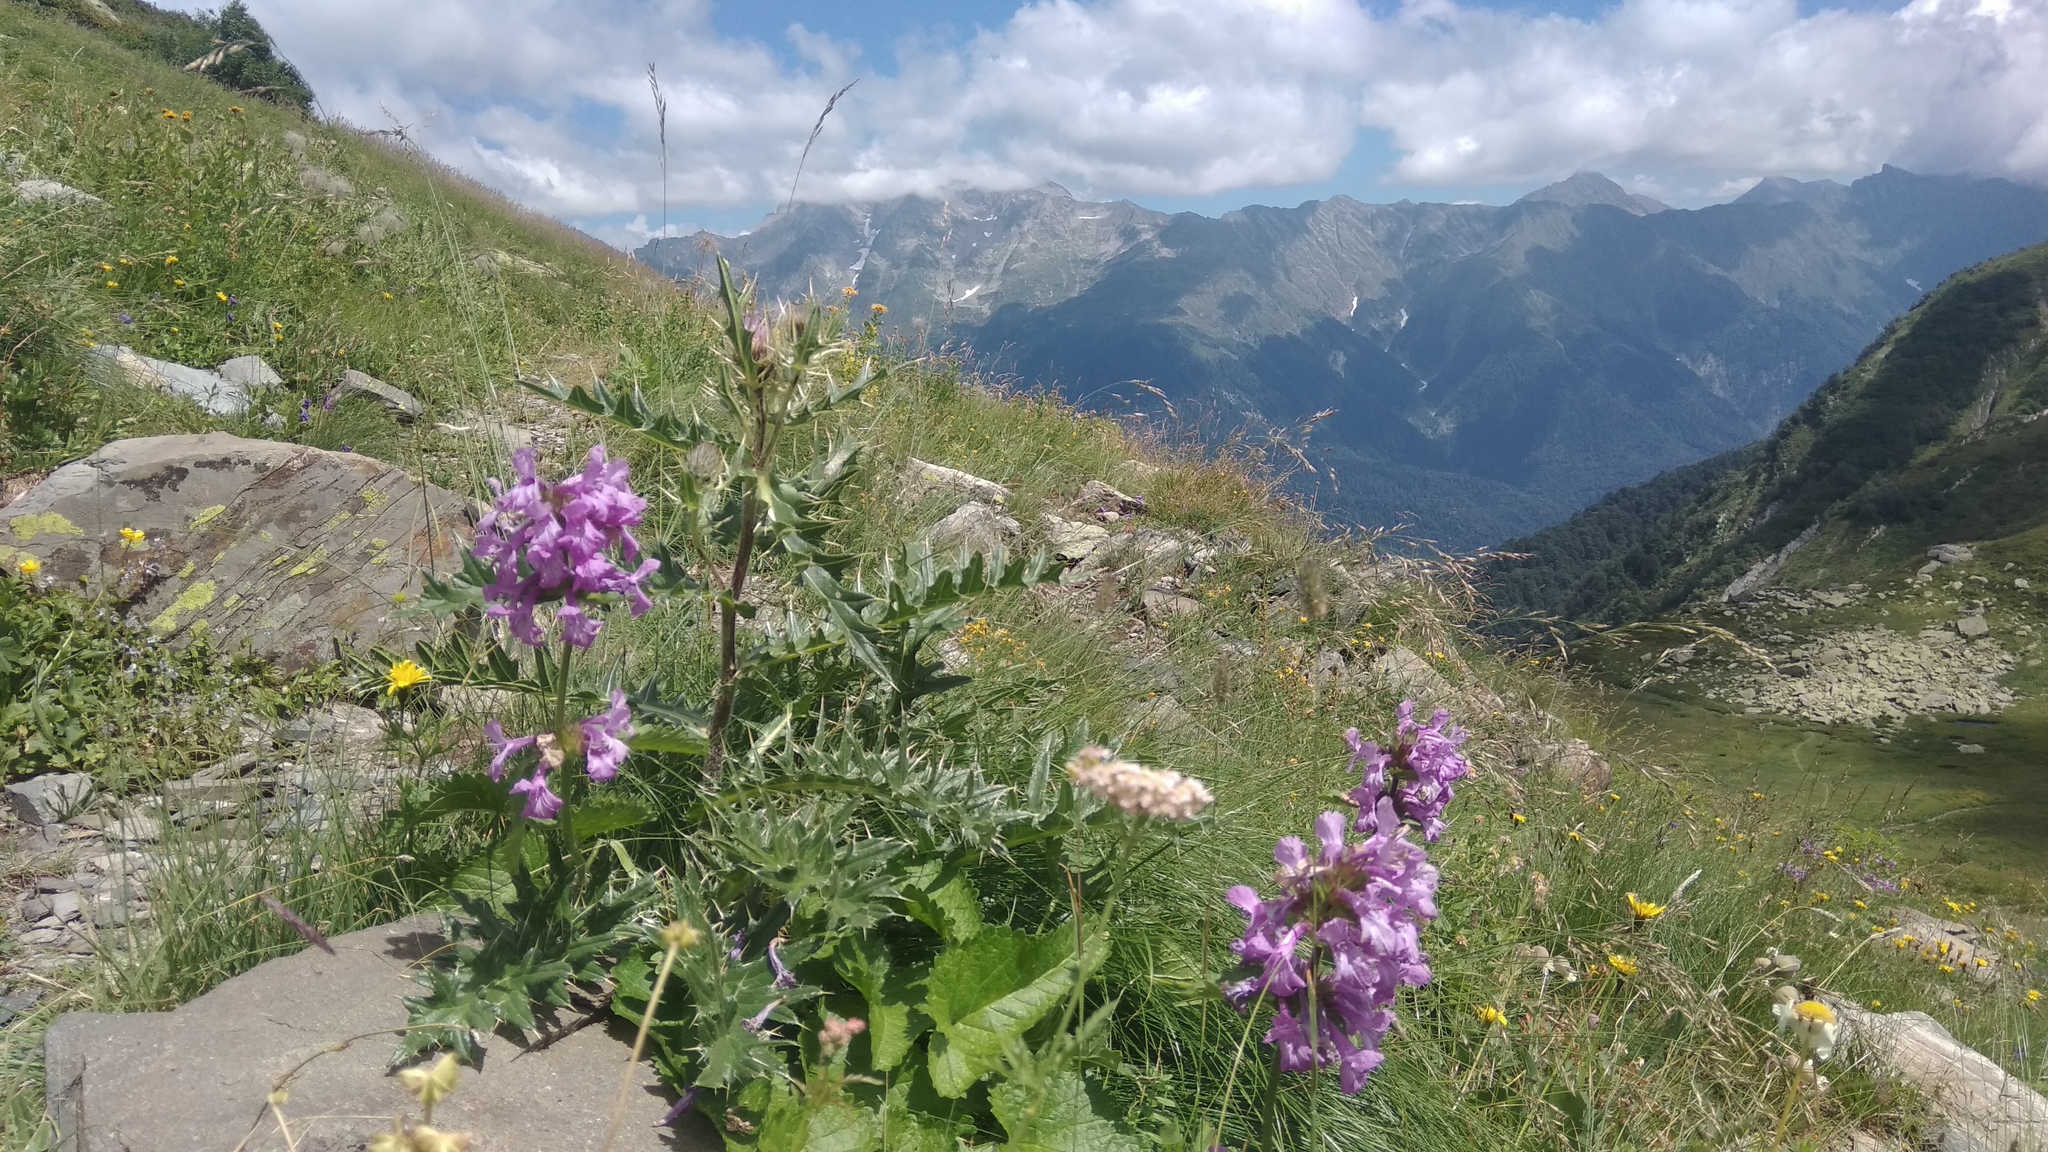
[1928, 544, 1975, 564]
[902, 458, 1010, 505]
[46, 915, 711, 1152]
[89, 345, 250, 417]
[217, 355, 284, 393]
[927, 500, 1019, 555]
[337, 369, 423, 421]
[1041, 514, 1109, 564]
[10, 179, 105, 207]
[0, 434, 472, 670]
[1958, 614, 1990, 637]
[5, 774, 95, 826]
[1072, 479, 1144, 516]
[1829, 999, 2048, 1152]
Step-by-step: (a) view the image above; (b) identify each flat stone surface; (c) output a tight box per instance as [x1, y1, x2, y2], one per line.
[217, 355, 284, 393]
[338, 369, 423, 420]
[902, 458, 1011, 504]
[46, 916, 713, 1152]
[90, 346, 251, 417]
[927, 500, 1019, 555]
[0, 434, 472, 670]
[1831, 999, 2048, 1152]
[5, 774, 95, 826]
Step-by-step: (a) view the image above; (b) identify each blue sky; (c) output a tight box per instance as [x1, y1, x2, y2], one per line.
[216, 0, 2046, 247]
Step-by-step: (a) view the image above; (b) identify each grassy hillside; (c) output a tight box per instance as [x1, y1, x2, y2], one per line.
[1488, 241, 2048, 624]
[4, 7, 2048, 1152]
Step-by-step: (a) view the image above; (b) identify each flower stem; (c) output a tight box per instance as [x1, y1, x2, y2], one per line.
[602, 932, 684, 1152]
[1260, 1040, 1284, 1151]
[1767, 1063, 1803, 1152]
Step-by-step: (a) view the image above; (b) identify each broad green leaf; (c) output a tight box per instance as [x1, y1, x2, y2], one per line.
[412, 774, 515, 821]
[835, 938, 929, 1072]
[991, 1070, 1142, 1152]
[566, 794, 653, 838]
[880, 1079, 967, 1152]
[919, 927, 1106, 1097]
[802, 1100, 880, 1152]
[901, 871, 983, 944]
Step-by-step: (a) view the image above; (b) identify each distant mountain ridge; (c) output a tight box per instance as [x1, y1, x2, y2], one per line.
[1488, 240, 2048, 624]
[639, 168, 2048, 548]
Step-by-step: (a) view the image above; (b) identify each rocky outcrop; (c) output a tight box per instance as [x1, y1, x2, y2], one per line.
[1707, 626, 2014, 725]
[0, 434, 471, 669]
[44, 917, 703, 1152]
[1829, 998, 2048, 1152]
[901, 458, 1011, 505]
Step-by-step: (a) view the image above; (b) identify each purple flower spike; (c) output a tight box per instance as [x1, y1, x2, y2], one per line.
[1344, 700, 1473, 842]
[473, 446, 659, 650]
[581, 689, 633, 782]
[1225, 708, 1461, 1095]
[510, 768, 563, 820]
[485, 720, 538, 782]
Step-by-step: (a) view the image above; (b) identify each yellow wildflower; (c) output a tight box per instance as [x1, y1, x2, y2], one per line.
[164, 254, 178, 265]
[385, 659, 432, 695]
[216, 291, 229, 302]
[105, 280, 119, 289]
[119, 527, 146, 549]
[870, 302, 887, 315]
[1607, 954, 1638, 976]
[1625, 892, 1667, 922]
[229, 106, 244, 113]
[14, 556, 42, 577]
[1475, 1005, 1507, 1026]
[1511, 811, 1527, 825]
[2027, 989, 2041, 1006]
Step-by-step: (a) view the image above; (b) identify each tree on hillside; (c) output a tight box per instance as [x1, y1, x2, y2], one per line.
[145, 1, 314, 113]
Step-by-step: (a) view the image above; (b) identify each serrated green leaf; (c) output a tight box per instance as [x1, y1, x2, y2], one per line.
[566, 794, 653, 838]
[919, 927, 1105, 1097]
[991, 1071, 1142, 1152]
[413, 774, 515, 821]
[835, 938, 929, 1072]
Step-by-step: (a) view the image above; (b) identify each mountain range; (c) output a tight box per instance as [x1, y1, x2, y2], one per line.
[639, 168, 2048, 548]
[1488, 240, 2048, 624]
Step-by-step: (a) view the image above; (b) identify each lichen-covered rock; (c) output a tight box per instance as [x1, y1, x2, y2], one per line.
[902, 458, 1011, 505]
[0, 434, 471, 670]
[89, 346, 251, 416]
[927, 500, 1019, 555]
[336, 368, 422, 421]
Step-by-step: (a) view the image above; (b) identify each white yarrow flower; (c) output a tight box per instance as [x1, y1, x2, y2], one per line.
[1066, 745, 1214, 822]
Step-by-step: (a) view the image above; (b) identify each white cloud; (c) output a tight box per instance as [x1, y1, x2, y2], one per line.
[220, 0, 2048, 242]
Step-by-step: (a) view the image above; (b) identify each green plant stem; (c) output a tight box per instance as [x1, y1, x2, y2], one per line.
[703, 486, 759, 780]
[1260, 1040, 1284, 1151]
[1767, 1062, 1803, 1152]
[602, 933, 684, 1152]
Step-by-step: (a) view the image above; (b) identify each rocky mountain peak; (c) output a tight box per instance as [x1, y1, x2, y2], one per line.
[1735, 175, 1846, 206]
[1517, 171, 1669, 215]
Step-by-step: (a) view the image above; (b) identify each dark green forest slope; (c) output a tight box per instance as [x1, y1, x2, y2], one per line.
[1489, 241, 2048, 624]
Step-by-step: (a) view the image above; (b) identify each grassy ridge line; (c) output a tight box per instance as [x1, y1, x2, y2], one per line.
[2, 5, 2046, 1149]
[1490, 241, 2048, 624]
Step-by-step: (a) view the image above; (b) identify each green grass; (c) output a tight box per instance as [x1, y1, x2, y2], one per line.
[3, 4, 2048, 1150]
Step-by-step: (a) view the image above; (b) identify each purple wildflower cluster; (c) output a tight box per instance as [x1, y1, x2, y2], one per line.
[485, 689, 633, 819]
[1344, 700, 1474, 842]
[1224, 701, 1474, 1094]
[473, 446, 659, 649]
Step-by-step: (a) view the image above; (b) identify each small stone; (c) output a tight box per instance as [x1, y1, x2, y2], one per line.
[1041, 514, 1110, 564]
[18, 898, 51, 922]
[47, 891, 80, 922]
[901, 458, 1011, 505]
[336, 369, 422, 420]
[36, 877, 76, 894]
[1956, 743, 1985, 754]
[20, 928, 61, 946]
[11, 178, 105, 207]
[926, 501, 1020, 555]
[1140, 588, 1202, 623]
[215, 355, 283, 394]
[1927, 544, 1974, 564]
[6, 774, 96, 826]
[1072, 479, 1145, 515]
[2017, 577, 2031, 590]
[276, 702, 385, 750]
[1957, 615, 1989, 637]
[89, 897, 136, 929]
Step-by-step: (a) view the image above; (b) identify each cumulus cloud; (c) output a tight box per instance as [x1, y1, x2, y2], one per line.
[228, 0, 2048, 238]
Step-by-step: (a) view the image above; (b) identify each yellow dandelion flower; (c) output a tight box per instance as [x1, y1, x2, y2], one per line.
[99, 263, 113, 272]
[1939, 964, 1955, 974]
[160, 109, 177, 119]
[174, 279, 186, 287]
[870, 303, 887, 315]
[1476, 1005, 1507, 1026]
[229, 106, 244, 114]
[217, 291, 229, 302]
[105, 280, 119, 289]
[1567, 830, 1583, 843]
[14, 556, 42, 576]
[164, 254, 178, 265]
[1625, 892, 1667, 921]
[2028, 989, 2041, 1005]
[382, 292, 393, 300]
[1607, 954, 1638, 976]
[385, 659, 432, 695]
[1511, 812, 1527, 825]
[119, 527, 146, 549]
